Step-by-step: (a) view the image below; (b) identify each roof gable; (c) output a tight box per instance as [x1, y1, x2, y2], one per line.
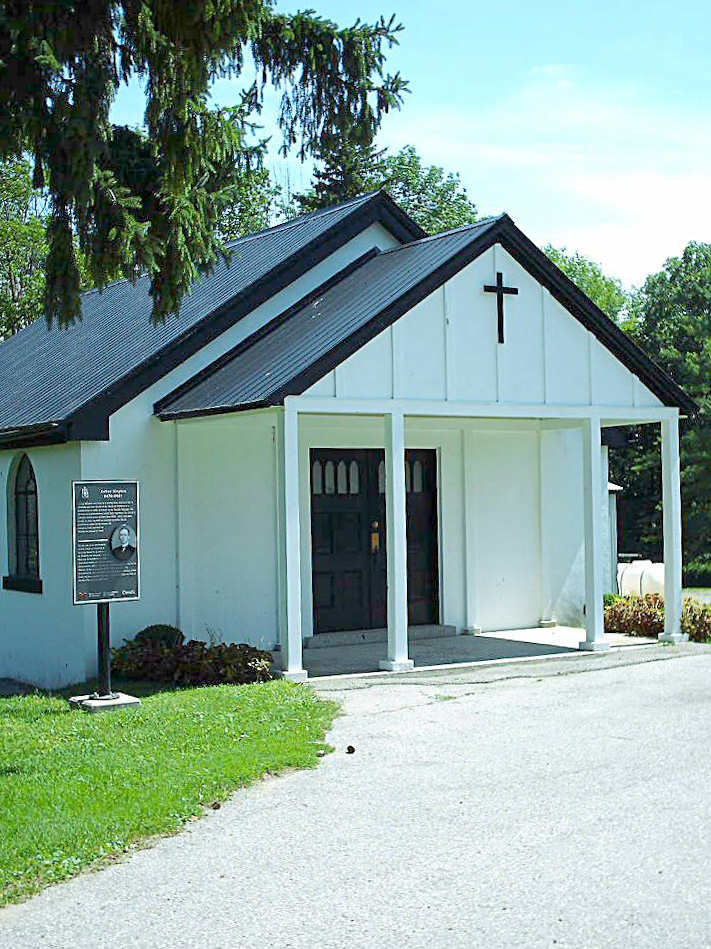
[307, 243, 663, 408]
[156, 216, 696, 419]
[0, 191, 424, 448]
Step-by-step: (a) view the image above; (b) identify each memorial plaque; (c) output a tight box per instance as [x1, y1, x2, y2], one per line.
[72, 481, 140, 604]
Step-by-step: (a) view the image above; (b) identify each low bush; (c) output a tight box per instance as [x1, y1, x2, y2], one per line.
[112, 639, 275, 686]
[133, 624, 185, 647]
[604, 593, 664, 637]
[682, 600, 711, 643]
[604, 593, 711, 643]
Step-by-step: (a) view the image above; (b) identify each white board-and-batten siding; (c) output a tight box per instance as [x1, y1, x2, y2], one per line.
[303, 244, 662, 409]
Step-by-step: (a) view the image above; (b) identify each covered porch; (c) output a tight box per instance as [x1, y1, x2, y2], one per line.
[277, 397, 685, 681]
[280, 624, 657, 679]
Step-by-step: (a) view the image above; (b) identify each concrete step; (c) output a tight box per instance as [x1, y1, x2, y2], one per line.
[303, 624, 458, 650]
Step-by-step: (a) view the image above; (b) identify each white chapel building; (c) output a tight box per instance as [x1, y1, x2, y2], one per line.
[0, 192, 695, 687]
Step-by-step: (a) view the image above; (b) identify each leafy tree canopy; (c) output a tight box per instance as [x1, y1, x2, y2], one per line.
[0, 2, 407, 326]
[293, 143, 478, 233]
[0, 159, 93, 338]
[376, 145, 478, 233]
[217, 166, 279, 243]
[628, 242, 711, 408]
[612, 243, 711, 583]
[545, 245, 629, 323]
[0, 159, 48, 339]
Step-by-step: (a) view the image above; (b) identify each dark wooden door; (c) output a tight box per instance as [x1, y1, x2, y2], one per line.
[405, 449, 440, 626]
[310, 448, 439, 633]
[310, 449, 373, 633]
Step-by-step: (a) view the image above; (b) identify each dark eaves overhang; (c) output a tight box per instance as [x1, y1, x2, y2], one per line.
[0, 421, 69, 451]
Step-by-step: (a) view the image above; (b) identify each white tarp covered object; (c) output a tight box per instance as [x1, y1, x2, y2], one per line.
[618, 560, 665, 597]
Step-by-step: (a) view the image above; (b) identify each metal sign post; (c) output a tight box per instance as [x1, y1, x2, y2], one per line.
[69, 481, 141, 712]
[97, 603, 112, 699]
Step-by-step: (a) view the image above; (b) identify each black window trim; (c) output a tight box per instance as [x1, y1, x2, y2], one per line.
[2, 575, 43, 594]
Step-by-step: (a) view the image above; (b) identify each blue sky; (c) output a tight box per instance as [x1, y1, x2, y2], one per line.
[111, 0, 711, 287]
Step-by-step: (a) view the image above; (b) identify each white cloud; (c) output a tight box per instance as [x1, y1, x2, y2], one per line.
[378, 65, 711, 286]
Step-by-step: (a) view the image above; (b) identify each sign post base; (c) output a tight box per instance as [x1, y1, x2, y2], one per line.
[68, 692, 142, 713]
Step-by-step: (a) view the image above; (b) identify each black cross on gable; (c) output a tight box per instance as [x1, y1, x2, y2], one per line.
[483, 272, 519, 343]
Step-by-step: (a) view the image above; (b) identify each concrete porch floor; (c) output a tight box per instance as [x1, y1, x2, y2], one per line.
[286, 626, 656, 678]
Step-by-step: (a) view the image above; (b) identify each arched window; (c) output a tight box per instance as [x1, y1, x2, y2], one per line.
[378, 459, 386, 494]
[4, 455, 41, 592]
[412, 460, 424, 493]
[14, 454, 39, 577]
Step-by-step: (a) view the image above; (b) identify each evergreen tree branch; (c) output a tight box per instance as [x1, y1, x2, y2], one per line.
[0, 2, 407, 327]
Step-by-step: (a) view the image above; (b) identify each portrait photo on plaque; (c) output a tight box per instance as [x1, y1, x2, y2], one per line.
[110, 524, 137, 561]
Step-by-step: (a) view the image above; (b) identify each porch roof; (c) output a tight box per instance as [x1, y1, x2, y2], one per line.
[155, 218, 504, 419]
[155, 215, 697, 421]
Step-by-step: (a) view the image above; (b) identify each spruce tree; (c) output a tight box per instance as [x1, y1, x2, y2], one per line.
[0, 4, 407, 326]
[296, 124, 384, 213]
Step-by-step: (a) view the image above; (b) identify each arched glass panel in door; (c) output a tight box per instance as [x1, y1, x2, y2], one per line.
[348, 460, 360, 494]
[337, 460, 348, 495]
[324, 460, 336, 495]
[312, 459, 323, 495]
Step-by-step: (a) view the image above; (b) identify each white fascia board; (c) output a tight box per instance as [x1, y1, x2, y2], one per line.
[286, 395, 679, 424]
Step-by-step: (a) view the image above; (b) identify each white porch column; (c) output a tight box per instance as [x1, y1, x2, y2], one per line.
[660, 415, 686, 643]
[380, 409, 414, 672]
[580, 416, 609, 651]
[463, 428, 481, 635]
[281, 406, 308, 680]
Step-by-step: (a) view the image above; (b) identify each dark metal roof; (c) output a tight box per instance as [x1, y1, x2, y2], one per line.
[156, 218, 504, 417]
[157, 214, 697, 419]
[0, 191, 424, 446]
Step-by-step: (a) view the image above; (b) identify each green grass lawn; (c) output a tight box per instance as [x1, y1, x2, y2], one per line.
[0, 680, 337, 906]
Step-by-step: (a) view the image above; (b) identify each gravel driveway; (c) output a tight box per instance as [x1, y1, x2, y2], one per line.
[2, 644, 710, 949]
